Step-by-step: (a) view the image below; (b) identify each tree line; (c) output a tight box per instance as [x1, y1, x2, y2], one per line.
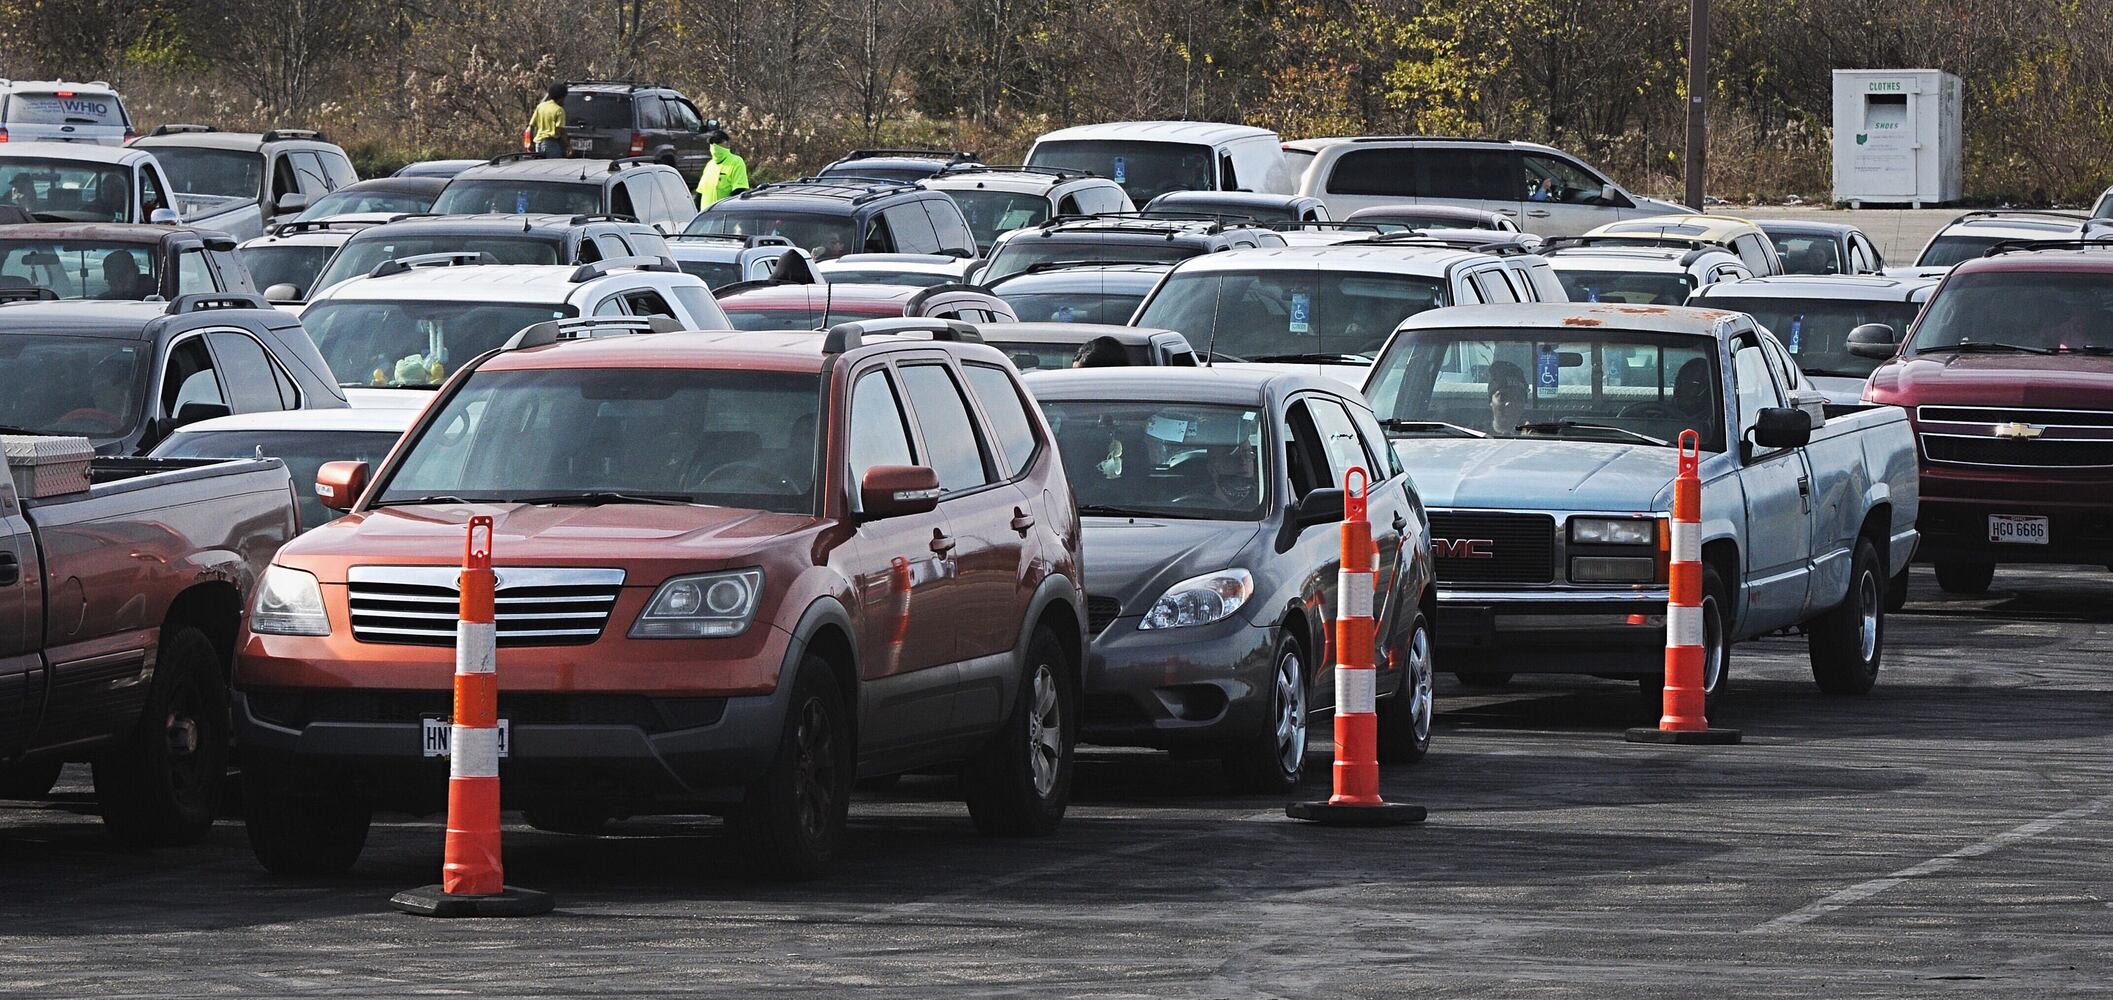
[1, 0, 2108, 203]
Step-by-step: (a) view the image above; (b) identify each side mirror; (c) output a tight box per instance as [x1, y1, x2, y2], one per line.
[1293, 487, 1346, 529]
[859, 465, 941, 520]
[314, 460, 370, 513]
[264, 282, 301, 303]
[1846, 322, 1900, 359]
[274, 192, 308, 213]
[148, 207, 181, 225]
[171, 401, 230, 429]
[1750, 406, 1812, 451]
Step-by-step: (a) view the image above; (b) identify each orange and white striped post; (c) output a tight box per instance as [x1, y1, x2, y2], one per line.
[391, 516, 555, 917]
[1626, 430, 1741, 745]
[1288, 468, 1426, 826]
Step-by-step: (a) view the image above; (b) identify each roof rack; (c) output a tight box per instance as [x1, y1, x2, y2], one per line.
[1029, 214, 1229, 238]
[1343, 232, 1539, 256]
[933, 162, 1090, 180]
[564, 79, 662, 91]
[567, 254, 681, 282]
[164, 292, 270, 314]
[1343, 134, 1511, 144]
[1541, 234, 1733, 254]
[824, 317, 983, 353]
[739, 176, 923, 205]
[608, 155, 661, 172]
[1264, 221, 1384, 233]
[567, 213, 641, 225]
[667, 231, 748, 244]
[0, 287, 59, 305]
[836, 148, 978, 163]
[485, 151, 537, 166]
[1952, 209, 2091, 225]
[261, 128, 326, 143]
[505, 314, 684, 350]
[382, 212, 443, 224]
[150, 123, 216, 136]
[1982, 238, 2113, 257]
[369, 251, 492, 278]
[267, 218, 389, 237]
[1006, 259, 1172, 277]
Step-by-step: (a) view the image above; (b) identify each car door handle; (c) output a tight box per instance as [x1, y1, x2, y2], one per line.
[1010, 507, 1036, 534]
[1526, 209, 1552, 217]
[1497, 208, 1519, 216]
[930, 531, 956, 555]
[0, 551, 16, 587]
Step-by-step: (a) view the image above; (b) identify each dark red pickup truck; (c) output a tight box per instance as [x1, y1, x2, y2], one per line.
[1856, 243, 2113, 593]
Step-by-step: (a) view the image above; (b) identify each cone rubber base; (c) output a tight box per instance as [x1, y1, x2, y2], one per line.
[1624, 726, 1743, 745]
[1285, 800, 1427, 826]
[389, 884, 554, 917]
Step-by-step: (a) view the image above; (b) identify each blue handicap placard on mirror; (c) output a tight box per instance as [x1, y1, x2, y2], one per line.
[1289, 292, 1311, 334]
[1536, 348, 1561, 390]
[516, 191, 530, 213]
[1112, 156, 1126, 184]
[1788, 315, 1803, 354]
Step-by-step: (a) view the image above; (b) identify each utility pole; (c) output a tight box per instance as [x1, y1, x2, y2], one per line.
[1684, 0, 1709, 210]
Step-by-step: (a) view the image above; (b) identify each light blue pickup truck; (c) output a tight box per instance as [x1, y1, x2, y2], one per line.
[1363, 302, 1919, 706]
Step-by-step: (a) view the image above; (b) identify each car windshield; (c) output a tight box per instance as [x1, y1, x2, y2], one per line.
[1702, 297, 1921, 378]
[239, 244, 335, 297]
[293, 188, 437, 221]
[999, 290, 1146, 325]
[1132, 267, 1444, 360]
[1554, 268, 1693, 305]
[1916, 234, 2007, 268]
[0, 158, 134, 222]
[718, 295, 899, 331]
[947, 190, 1051, 249]
[988, 340, 1150, 371]
[380, 368, 822, 514]
[686, 208, 859, 261]
[5, 92, 125, 126]
[1365, 328, 1724, 450]
[1768, 234, 1846, 275]
[818, 268, 953, 287]
[312, 235, 562, 292]
[1909, 271, 2113, 354]
[1041, 400, 1265, 520]
[1029, 140, 1212, 204]
[0, 239, 160, 298]
[676, 258, 740, 289]
[431, 180, 602, 217]
[150, 147, 263, 200]
[0, 335, 148, 439]
[982, 237, 1197, 283]
[1351, 212, 1496, 232]
[154, 428, 403, 531]
[301, 299, 575, 388]
[562, 92, 632, 128]
[1155, 199, 1296, 223]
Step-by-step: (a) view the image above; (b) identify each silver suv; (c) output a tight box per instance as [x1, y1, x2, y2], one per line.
[0, 79, 133, 145]
[1287, 136, 1685, 236]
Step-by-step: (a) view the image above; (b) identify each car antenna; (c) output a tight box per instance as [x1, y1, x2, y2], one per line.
[1202, 262, 1223, 367]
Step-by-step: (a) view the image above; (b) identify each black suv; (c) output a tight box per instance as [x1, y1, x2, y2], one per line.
[687, 177, 977, 260]
[431, 155, 698, 233]
[306, 212, 674, 297]
[978, 215, 1288, 283]
[817, 148, 981, 183]
[555, 81, 714, 181]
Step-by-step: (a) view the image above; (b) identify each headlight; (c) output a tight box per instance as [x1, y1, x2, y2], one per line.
[1139, 569, 1253, 630]
[252, 565, 330, 635]
[630, 569, 764, 638]
[1570, 517, 1656, 546]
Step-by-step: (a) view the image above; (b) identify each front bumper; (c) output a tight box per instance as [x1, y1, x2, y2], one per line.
[1081, 611, 1278, 749]
[1914, 492, 2113, 565]
[1436, 588, 1668, 676]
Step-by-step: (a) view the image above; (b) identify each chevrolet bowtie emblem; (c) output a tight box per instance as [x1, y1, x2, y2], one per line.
[1993, 422, 2045, 439]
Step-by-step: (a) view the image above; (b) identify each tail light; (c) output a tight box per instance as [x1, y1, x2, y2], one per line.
[628, 134, 646, 156]
[520, 126, 532, 151]
[122, 128, 138, 144]
[0, 127, 10, 143]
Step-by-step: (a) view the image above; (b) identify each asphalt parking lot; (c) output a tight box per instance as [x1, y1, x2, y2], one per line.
[4, 564, 2109, 998]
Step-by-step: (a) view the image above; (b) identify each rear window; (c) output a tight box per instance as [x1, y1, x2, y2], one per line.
[1916, 235, 2006, 269]
[718, 296, 900, 331]
[301, 299, 575, 387]
[688, 208, 859, 260]
[431, 180, 602, 217]
[563, 92, 633, 129]
[5, 92, 127, 126]
[1028, 140, 1212, 204]
[1554, 269, 1692, 305]
[312, 234, 562, 292]
[677, 259, 741, 289]
[240, 244, 335, 295]
[982, 237, 1198, 283]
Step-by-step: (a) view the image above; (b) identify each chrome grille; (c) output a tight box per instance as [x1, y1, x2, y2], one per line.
[1914, 406, 2113, 469]
[347, 566, 626, 647]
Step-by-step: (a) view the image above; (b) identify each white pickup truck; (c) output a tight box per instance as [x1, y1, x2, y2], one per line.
[129, 127, 358, 242]
[1363, 303, 1919, 706]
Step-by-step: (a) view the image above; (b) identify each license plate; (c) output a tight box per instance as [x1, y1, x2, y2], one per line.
[421, 717, 510, 758]
[1988, 514, 2049, 545]
[569, 138, 593, 151]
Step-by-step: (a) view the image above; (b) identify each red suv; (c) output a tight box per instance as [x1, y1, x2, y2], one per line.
[234, 317, 1086, 879]
[1855, 241, 2113, 593]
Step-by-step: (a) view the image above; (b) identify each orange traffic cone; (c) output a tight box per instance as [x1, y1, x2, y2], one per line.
[1627, 431, 1741, 745]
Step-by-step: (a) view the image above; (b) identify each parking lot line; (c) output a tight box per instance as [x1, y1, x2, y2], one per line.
[1747, 791, 2113, 933]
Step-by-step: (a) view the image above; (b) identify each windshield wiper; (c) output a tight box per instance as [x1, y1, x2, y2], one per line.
[1798, 367, 1867, 378]
[1515, 419, 1669, 446]
[1077, 502, 1208, 520]
[368, 494, 477, 507]
[1247, 353, 1372, 365]
[341, 381, 440, 390]
[508, 491, 694, 506]
[1920, 341, 2056, 356]
[1381, 419, 1486, 438]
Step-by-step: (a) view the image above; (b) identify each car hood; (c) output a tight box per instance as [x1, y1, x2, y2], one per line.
[1083, 517, 1261, 616]
[1394, 437, 1675, 512]
[1868, 352, 2113, 410]
[283, 502, 824, 583]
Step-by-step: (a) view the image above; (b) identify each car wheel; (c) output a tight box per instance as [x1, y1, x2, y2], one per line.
[523, 805, 611, 835]
[1453, 671, 1513, 688]
[0, 759, 63, 800]
[1638, 563, 1731, 717]
[242, 765, 371, 877]
[1376, 614, 1434, 764]
[1934, 560, 1994, 595]
[93, 626, 229, 847]
[731, 654, 852, 879]
[1223, 630, 1308, 793]
[964, 625, 1076, 837]
[1809, 538, 1885, 695]
[1886, 564, 1910, 613]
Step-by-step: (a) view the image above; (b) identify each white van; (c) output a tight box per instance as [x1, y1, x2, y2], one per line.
[0, 79, 134, 146]
[1026, 121, 1295, 205]
[1287, 136, 1686, 236]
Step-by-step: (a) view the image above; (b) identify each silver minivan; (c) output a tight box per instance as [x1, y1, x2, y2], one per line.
[0, 80, 133, 146]
[1288, 137, 1686, 237]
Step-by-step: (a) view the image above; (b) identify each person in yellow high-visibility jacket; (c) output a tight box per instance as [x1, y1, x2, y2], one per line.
[695, 124, 750, 209]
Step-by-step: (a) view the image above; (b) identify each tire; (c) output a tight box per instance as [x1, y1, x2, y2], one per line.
[523, 805, 610, 835]
[730, 654, 853, 879]
[1376, 614, 1434, 765]
[1809, 538, 1886, 695]
[0, 759, 63, 800]
[1222, 630, 1309, 793]
[1935, 560, 1994, 595]
[242, 765, 371, 877]
[1638, 563, 1732, 716]
[1454, 671, 1513, 688]
[92, 626, 229, 847]
[963, 626, 1077, 837]
[1886, 565, 1910, 613]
